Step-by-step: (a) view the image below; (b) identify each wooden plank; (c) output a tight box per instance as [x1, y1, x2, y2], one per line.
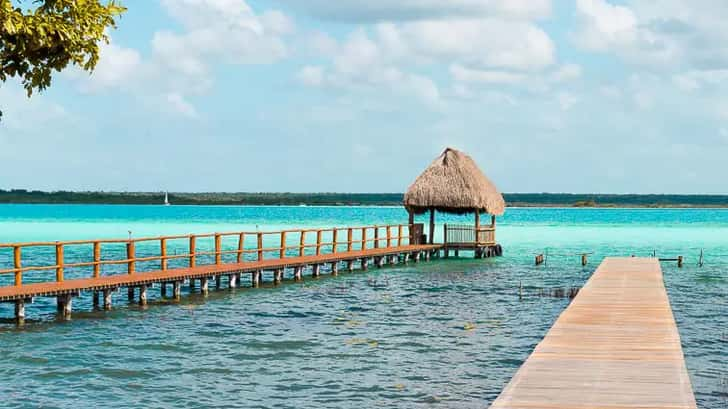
[489, 257, 697, 409]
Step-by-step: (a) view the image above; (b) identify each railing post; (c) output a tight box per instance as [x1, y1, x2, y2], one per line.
[332, 229, 338, 254]
[215, 233, 222, 265]
[386, 226, 391, 248]
[237, 233, 244, 263]
[126, 241, 134, 275]
[93, 241, 101, 277]
[257, 232, 264, 261]
[361, 228, 367, 251]
[280, 231, 287, 259]
[189, 236, 196, 268]
[160, 238, 168, 271]
[55, 242, 65, 282]
[299, 231, 306, 257]
[397, 225, 403, 247]
[347, 228, 353, 252]
[374, 227, 379, 249]
[444, 224, 448, 245]
[316, 230, 322, 256]
[13, 246, 21, 286]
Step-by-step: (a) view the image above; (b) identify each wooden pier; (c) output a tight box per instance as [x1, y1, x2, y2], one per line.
[0, 224, 446, 321]
[489, 257, 697, 409]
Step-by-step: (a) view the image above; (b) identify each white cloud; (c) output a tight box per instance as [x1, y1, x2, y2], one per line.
[289, 0, 552, 22]
[551, 63, 582, 82]
[297, 66, 325, 86]
[166, 93, 199, 118]
[450, 64, 526, 84]
[69, 0, 293, 118]
[557, 92, 579, 110]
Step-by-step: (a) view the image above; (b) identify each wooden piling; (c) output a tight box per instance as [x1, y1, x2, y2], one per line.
[173, 281, 181, 299]
[128, 287, 135, 301]
[200, 277, 209, 294]
[139, 285, 148, 306]
[678, 256, 683, 268]
[103, 289, 113, 310]
[161, 283, 167, 297]
[274, 269, 283, 284]
[57, 294, 72, 316]
[15, 299, 25, 323]
[331, 262, 339, 276]
[93, 291, 100, 308]
[312, 264, 321, 277]
[294, 266, 303, 281]
[229, 273, 239, 288]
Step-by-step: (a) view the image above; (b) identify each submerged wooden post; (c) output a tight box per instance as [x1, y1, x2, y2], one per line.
[15, 299, 26, 323]
[56, 242, 64, 282]
[92, 241, 101, 278]
[678, 256, 684, 268]
[280, 231, 287, 259]
[139, 285, 148, 306]
[189, 235, 197, 268]
[103, 289, 113, 310]
[257, 232, 264, 261]
[13, 246, 21, 286]
[214, 233, 222, 265]
[581, 254, 588, 266]
[237, 233, 245, 263]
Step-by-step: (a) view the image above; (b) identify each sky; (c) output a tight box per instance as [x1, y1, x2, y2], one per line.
[2, 0, 728, 194]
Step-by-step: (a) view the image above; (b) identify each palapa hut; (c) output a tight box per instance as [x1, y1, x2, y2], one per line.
[404, 147, 505, 257]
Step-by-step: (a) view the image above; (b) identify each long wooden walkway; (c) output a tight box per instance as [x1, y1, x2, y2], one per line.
[490, 257, 697, 409]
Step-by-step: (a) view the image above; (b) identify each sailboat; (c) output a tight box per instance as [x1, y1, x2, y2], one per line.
[164, 191, 170, 206]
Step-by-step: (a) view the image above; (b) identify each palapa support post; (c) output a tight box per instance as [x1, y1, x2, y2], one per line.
[200, 277, 209, 295]
[429, 208, 435, 244]
[173, 281, 182, 299]
[408, 210, 415, 243]
[139, 285, 148, 306]
[103, 289, 113, 310]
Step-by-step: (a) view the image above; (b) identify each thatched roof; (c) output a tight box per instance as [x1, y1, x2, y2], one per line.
[404, 148, 505, 215]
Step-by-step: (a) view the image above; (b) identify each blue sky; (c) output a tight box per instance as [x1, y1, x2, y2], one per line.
[2, 0, 728, 194]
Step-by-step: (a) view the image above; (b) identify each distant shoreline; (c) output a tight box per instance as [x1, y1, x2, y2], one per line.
[1, 190, 727, 208]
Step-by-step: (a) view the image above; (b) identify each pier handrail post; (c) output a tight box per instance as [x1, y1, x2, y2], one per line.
[237, 233, 245, 263]
[444, 224, 448, 245]
[257, 232, 264, 261]
[214, 233, 222, 265]
[299, 231, 306, 257]
[316, 230, 322, 256]
[374, 227, 379, 249]
[160, 238, 168, 271]
[93, 241, 101, 277]
[56, 242, 65, 281]
[347, 228, 353, 252]
[332, 229, 338, 254]
[397, 225, 403, 247]
[280, 231, 287, 259]
[361, 227, 367, 251]
[189, 236, 196, 268]
[386, 226, 391, 248]
[126, 241, 134, 275]
[13, 246, 21, 286]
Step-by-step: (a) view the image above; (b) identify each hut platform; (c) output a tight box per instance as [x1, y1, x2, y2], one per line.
[489, 257, 697, 409]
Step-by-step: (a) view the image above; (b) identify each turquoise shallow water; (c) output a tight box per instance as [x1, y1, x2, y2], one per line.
[0, 205, 726, 408]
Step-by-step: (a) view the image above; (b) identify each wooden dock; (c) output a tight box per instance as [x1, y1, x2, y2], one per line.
[0, 224, 446, 321]
[489, 257, 697, 409]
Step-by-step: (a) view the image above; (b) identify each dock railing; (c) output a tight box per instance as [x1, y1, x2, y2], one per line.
[443, 224, 496, 246]
[0, 224, 413, 287]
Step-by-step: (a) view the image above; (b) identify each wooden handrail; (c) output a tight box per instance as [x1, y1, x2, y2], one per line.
[0, 223, 412, 286]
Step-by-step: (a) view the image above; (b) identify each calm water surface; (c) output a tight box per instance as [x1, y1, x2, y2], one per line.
[0, 205, 725, 408]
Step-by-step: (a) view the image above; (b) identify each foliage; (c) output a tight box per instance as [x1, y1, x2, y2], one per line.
[0, 0, 126, 119]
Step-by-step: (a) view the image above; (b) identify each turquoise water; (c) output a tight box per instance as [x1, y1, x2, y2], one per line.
[0, 205, 726, 408]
